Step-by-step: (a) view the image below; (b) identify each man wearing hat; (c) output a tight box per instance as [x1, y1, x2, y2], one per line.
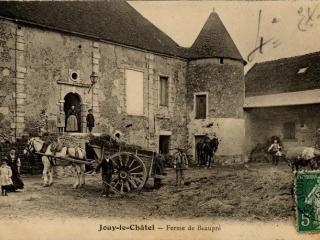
[173, 148, 188, 186]
[114, 130, 124, 144]
[95, 152, 114, 197]
[86, 109, 95, 134]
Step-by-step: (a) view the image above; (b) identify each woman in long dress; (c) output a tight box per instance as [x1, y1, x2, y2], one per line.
[7, 148, 24, 191]
[66, 105, 78, 132]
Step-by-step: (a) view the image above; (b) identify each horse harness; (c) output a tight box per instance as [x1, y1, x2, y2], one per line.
[29, 138, 84, 166]
[49, 146, 84, 166]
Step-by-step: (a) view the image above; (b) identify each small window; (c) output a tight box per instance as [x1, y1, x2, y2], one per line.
[283, 122, 296, 139]
[71, 72, 78, 80]
[69, 70, 80, 82]
[195, 94, 207, 119]
[219, 58, 224, 64]
[160, 76, 169, 106]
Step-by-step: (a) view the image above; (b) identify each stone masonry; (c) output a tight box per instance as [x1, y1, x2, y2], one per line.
[15, 26, 27, 137]
[0, 7, 246, 163]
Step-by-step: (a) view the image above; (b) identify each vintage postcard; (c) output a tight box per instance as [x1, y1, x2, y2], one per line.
[0, 0, 320, 239]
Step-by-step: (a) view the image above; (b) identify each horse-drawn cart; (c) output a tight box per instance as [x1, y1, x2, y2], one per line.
[29, 135, 164, 194]
[89, 143, 162, 193]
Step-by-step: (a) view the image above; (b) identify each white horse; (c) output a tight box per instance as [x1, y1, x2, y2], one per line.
[24, 137, 86, 188]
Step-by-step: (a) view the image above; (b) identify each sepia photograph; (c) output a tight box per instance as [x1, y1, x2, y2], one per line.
[0, 0, 320, 239]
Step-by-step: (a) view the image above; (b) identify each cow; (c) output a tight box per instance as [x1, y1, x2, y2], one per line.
[285, 146, 320, 171]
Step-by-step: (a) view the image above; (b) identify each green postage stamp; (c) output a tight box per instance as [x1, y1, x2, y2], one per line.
[295, 171, 320, 233]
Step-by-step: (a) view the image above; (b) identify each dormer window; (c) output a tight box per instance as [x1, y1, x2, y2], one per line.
[297, 67, 308, 74]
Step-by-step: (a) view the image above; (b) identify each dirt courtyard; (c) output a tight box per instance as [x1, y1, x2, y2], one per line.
[0, 162, 294, 221]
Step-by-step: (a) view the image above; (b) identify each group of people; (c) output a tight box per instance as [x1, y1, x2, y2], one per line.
[196, 133, 219, 168]
[40, 107, 95, 135]
[0, 148, 24, 196]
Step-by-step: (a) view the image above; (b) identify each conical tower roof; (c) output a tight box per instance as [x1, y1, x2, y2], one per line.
[187, 11, 244, 62]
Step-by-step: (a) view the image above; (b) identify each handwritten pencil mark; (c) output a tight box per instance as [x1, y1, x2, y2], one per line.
[298, 3, 320, 31]
[247, 38, 273, 62]
[247, 10, 281, 62]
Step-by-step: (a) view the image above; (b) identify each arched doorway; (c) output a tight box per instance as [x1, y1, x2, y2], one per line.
[64, 93, 82, 132]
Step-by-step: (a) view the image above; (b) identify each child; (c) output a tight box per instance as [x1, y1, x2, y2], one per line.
[268, 139, 282, 165]
[95, 153, 114, 197]
[0, 158, 13, 196]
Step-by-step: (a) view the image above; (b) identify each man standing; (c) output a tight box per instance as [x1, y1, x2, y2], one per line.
[173, 148, 188, 186]
[86, 109, 95, 134]
[208, 133, 219, 168]
[57, 106, 65, 133]
[95, 153, 114, 197]
[39, 109, 48, 135]
[196, 139, 204, 167]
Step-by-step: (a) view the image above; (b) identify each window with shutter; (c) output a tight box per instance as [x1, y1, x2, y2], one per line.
[283, 122, 296, 139]
[125, 69, 144, 115]
[160, 76, 168, 106]
[195, 94, 207, 119]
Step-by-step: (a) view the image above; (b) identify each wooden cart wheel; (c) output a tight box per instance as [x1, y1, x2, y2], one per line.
[110, 152, 147, 193]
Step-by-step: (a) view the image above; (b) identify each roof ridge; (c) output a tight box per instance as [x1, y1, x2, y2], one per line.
[127, 2, 181, 49]
[0, 1, 244, 61]
[255, 50, 320, 66]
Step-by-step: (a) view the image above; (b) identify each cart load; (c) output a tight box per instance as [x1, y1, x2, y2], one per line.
[88, 134, 165, 193]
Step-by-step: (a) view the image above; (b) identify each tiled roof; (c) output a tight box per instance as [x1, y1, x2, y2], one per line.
[187, 12, 244, 62]
[0, 1, 182, 57]
[0, 1, 244, 62]
[245, 51, 320, 97]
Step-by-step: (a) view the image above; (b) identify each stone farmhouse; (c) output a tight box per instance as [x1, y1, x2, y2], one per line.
[245, 51, 320, 153]
[0, 2, 245, 163]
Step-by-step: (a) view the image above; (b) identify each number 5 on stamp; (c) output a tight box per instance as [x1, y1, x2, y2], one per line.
[295, 171, 320, 233]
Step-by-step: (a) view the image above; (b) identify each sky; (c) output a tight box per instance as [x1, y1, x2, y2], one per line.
[129, 1, 320, 72]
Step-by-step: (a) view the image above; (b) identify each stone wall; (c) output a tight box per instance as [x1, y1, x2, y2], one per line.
[187, 58, 244, 119]
[23, 27, 94, 134]
[186, 58, 245, 162]
[98, 43, 188, 151]
[245, 105, 320, 155]
[0, 19, 245, 159]
[0, 20, 16, 142]
[0, 19, 188, 152]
